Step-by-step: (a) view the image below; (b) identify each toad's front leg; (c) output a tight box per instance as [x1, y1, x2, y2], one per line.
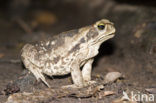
[82, 59, 94, 82]
[82, 59, 96, 85]
[62, 62, 86, 88]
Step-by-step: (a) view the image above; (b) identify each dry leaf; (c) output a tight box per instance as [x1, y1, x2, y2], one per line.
[0, 53, 4, 58]
[31, 10, 57, 27]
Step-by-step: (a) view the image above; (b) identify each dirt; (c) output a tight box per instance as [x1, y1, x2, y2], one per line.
[0, 0, 156, 103]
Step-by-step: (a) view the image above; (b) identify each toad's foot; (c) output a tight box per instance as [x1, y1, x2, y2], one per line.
[86, 80, 96, 85]
[61, 84, 83, 89]
[61, 81, 96, 89]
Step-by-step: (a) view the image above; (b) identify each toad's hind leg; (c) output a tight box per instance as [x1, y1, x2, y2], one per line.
[28, 65, 50, 87]
[23, 60, 50, 87]
[21, 44, 50, 87]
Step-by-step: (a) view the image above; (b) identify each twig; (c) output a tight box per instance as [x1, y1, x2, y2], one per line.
[0, 59, 21, 64]
[15, 18, 32, 34]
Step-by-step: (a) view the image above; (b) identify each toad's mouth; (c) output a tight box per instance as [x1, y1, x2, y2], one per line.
[98, 33, 115, 42]
[91, 33, 115, 45]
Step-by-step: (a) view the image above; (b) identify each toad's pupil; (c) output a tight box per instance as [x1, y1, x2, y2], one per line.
[98, 25, 105, 30]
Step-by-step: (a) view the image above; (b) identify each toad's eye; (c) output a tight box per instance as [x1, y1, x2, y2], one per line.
[97, 23, 105, 30]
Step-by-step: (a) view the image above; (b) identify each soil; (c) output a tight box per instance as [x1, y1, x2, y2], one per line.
[0, 0, 156, 103]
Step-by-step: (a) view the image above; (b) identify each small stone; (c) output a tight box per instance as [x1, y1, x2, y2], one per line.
[104, 72, 123, 84]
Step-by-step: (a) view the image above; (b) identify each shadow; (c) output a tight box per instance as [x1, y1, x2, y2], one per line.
[115, 0, 156, 7]
[48, 74, 71, 80]
[93, 40, 116, 67]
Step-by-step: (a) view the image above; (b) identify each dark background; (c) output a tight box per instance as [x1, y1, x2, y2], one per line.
[0, 0, 156, 102]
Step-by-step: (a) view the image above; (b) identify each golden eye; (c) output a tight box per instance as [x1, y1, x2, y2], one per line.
[97, 23, 105, 30]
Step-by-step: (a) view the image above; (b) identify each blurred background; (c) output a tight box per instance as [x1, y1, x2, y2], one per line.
[0, 0, 156, 102]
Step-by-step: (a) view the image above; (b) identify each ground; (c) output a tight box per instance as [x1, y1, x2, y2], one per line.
[0, 0, 156, 103]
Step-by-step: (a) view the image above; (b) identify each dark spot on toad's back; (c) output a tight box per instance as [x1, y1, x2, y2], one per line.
[53, 56, 60, 64]
[60, 29, 79, 37]
[57, 35, 65, 46]
[68, 43, 80, 53]
[46, 35, 65, 49]
[80, 38, 85, 43]
[86, 28, 98, 41]
[54, 66, 58, 70]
